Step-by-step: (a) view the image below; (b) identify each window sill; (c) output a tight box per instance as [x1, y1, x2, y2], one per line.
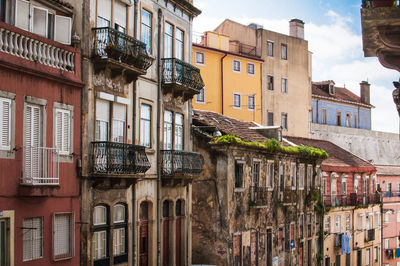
[145, 148, 155, 154]
[0, 149, 15, 159]
[58, 154, 74, 163]
[234, 188, 245, 193]
[53, 255, 73, 262]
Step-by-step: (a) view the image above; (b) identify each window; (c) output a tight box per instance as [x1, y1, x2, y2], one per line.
[233, 60, 241, 72]
[279, 161, 285, 191]
[247, 95, 255, 111]
[196, 88, 205, 103]
[324, 216, 331, 232]
[15, 0, 72, 44]
[341, 178, 347, 195]
[0, 218, 10, 265]
[141, 9, 152, 53]
[385, 238, 389, 249]
[174, 113, 183, 150]
[267, 112, 274, 126]
[164, 22, 173, 58]
[195, 51, 205, 65]
[366, 248, 370, 266]
[336, 111, 342, 126]
[233, 93, 241, 108]
[114, 0, 127, 33]
[334, 215, 341, 233]
[53, 213, 74, 260]
[290, 163, 296, 189]
[95, 99, 109, 141]
[374, 246, 378, 263]
[112, 103, 126, 143]
[374, 212, 379, 228]
[140, 104, 151, 148]
[321, 109, 327, 124]
[252, 162, 260, 187]
[281, 44, 287, 60]
[234, 161, 244, 188]
[267, 75, 274, 91]
[299, 214, 304, 238]
[266, 161, 274, 188]
[25, 103, 43, 180]
[247, 63, 255, 75]
[113, 204, 127, 261]
[307, 213, 312, 237]
[345, 113, 351, 127]
[299, 164, 305, 190]
[385, 212, 390, 223]
[267, 41, 274, 56]
[163, 111, 173, 150]
[329, 84, 335, 95]
[55, 108, 71, 155]
[0, 97, 11, 150]
[93, 206, 108, 261]
[281, 113, 288, 130]
[23, 217, 43, 261]
[346, 213, 350, 231]
[307, 165, 313, 190]
[281, 78, 288, 93]
[175, 28, 184, 60]
[358, 214, 363, 229]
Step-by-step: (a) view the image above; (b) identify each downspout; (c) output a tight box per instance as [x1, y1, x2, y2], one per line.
[220, 53, 227, 115]
[156, 8, 163, 266]
[316, 100, 319, 123]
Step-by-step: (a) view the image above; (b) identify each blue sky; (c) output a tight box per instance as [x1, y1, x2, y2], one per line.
[193, 0, 399, 133]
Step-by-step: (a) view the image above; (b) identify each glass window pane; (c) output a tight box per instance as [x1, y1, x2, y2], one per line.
[141, 9, 152, 53]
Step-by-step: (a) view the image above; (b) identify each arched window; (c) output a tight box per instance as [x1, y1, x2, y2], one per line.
[176, 199, 185, 217]
[93, 205, 109, 264]
[113, 204, 127, 264]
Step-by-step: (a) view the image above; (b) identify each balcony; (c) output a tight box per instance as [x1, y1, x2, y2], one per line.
[323, 193, 380, 207]
[0, 22, 81, 84]
[161, 150, 203, 179]
[334, 233, 343, 248]
[21, 146, 59, 186]
[90, 142, 150, 177]
[161, 58, 204, 100]
[249, 186, 268, 207]
[365, 228, 375, 242]
[92, 27, 153, 83]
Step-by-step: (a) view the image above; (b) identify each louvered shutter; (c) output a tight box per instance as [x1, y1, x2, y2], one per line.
[54, 15, 72, 45]
[0, 98, 11, 150]
[55, 109, 71, 155]
[32, 6, 48, 37]
[15, 0, 30, 31]
[25, 105, 41, 180]
[54, 214, 72, 257]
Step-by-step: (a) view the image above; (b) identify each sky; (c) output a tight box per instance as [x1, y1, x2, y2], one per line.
[192, 0, 399, 133]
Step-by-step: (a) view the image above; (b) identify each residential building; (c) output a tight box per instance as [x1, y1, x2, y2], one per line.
[0, 0, 82, 265]
[360, 1, 400, 116]
[79, 0, 203, 265]
[192, 31, 263, 123]
[192, 110, 324, 266]
[214, 19, 312, 137]
[376, 165, 400, 266]
[286, 137, 381, 266]
[312, 80, 373, 130]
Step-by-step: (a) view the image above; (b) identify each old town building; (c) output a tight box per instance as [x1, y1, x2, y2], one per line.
[0, 0, 83, 265]
[214, 19, 313, 138]
[191, 110, 325, 266]
[287, 137, 381, 266]
[79, 0, 203, 265]
[192, 31, 263, 124]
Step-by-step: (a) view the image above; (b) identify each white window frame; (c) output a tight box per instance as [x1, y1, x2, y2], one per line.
[53, 212, 75, 260]
[374, 246, 378, 263]
[247, 62, 255, 75]
[247, 95, 255, 111]
[334, 215, 341, 233]
[54, 107, 73, 157]
[233, 93, 242, 109]
[324, 215, 331, 233]
[281, 78, 288, 93]
[321, 108, 327, 124]
[358, 213, 364, 229]
[385, 211, 390, 223]
[281, 43, 287, 60]
[290, 162, 296, 189]
[385, 239, 389, 249]
[233, 59, 241, 73]
[266, 160, 274, 190]
[23, 217, 43, 261]
[140, 103, 152, 148]
[0, 97, 12, 151]
[299, 164, 305, 190]
[195, 87, 205, 104]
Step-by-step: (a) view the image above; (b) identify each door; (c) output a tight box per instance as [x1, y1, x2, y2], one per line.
[0, 219, 9, 266]
[266, 230, 272, 266]
[331, 178, 337, 206]
[307, 240, 312, 266]
[357, 250, 362, 266]
[299, 242, 303, 266]
[175, 217, 182, 266]
[346, 253, 350, 266]
[139, 202, 149, 266]
[336, 254, 341, 266]
[250, 231, 257, 266]
[162, 201, 170, 266]
[234, 235, 242, 266]
[325, 257, 330, 266]
[25, 105, 41, 181]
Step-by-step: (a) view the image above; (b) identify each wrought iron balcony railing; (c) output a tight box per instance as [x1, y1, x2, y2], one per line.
[91, 141, 150, 176]
[323, 193, 379, 207]
[250, 186, 268, 206]
[21, 146, 59, 185]
[365, 228, 375, 242]
[162, 58, 204, 94]
[92, 27, 153, 73]
[161, 150, 203, 177]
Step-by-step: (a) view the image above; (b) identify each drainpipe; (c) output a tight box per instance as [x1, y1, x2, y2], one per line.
[156, 8, 163, 266]
[316, 100, 319, 123]
[220, 53, 227, 115]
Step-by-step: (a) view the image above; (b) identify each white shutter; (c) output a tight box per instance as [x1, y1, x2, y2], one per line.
[25, 105, 41, 179]
[32, 6, 48, 37]
[113, 103, 126, 122]
[114, 1, 127, 29]
[55, 109, 71, 155]
[54, 15, 72, 45]
[54, 214, 72, 257]
[97, 0, 111, 22]
[96, 99, 110, 122]
[15, 0, 30, 31]
[0, 98, 11, 150]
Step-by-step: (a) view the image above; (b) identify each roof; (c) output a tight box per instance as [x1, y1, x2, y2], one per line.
[48, 0, 73, 9]
[312, 81, 373, 108]
[192, 110, 267, 143]
[193, 43, 264, 62]
[286, 136, 376, 172]
[376, 165, 400, 176]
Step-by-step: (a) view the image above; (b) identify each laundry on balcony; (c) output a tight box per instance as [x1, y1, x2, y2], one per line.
[386, 249, 394, 259]
[341, 233, 351, 255]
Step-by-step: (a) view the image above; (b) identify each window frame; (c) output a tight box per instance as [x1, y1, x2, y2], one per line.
[93, 205, 110, 262]
[281, 78, 288, 93]
[290, 162, 296, 189]
[336, 111, 342, 126]
[53, 212, 75, 261]
[175, 27, 184, 61]
[247, 62, 255, 75]
[195, 51, 205, 65]
[112, 203, 128, 263]
[234, 160, 245, 189]
[53, 103, 74, 161]
[233, 93, 242, 109]
[267, 41, 274, 57]
[140, 103, 152, 149]
[247, 95, 255, 111]
[321, 108, 327, 124]
[345, 113, 351, 127]
[267, 75, 274, 91]
[232, 59, 241, 73]
[141, 8, 153, 54]
[298, 164, 305, 190]
[267, 111, 274, 126]
[0, 93, 15, 156]
[266, 160, 274, 190]
[174, 113, 184, 151]
[23, 217, 44, 261]
[195, 87, 205, 104]
[281, 44, 287, 60]
[281, 113, 288, 130]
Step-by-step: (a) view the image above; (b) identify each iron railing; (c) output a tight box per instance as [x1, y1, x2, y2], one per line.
[250, 186, 268, 206]
[92, 27, 153, 71]
[91, 142, 150, 175]
[21, 146, 59, 185]
[382, 190, 400, 197]
[323, 193, 379, 206]
[160, 150, 203, 176]
[161, 58, 204, 92]
[366, 228, 375, 242]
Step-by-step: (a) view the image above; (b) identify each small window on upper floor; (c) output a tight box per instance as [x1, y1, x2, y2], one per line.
[267, 41, 274, 57]
[195, 51, 205, 65]
[233, 60, 241, 73]
[345, 113, 351, 127]
[336, 111, 342, 126]
[281, 78, 288, 93]
[281, 113, 288, 130]
[329, 83, 335, 95]
[247, 63, 255, 75]
[196, 88, 205, 104]
[247, 95, 255, 111]
[267, 112, 274, 126]
[321, 109, 327, 124]
[233, 93, 241, 109]
[281, 44, 287, 60]
[267, 75, 274, 91]
[234, 161, 244, 188]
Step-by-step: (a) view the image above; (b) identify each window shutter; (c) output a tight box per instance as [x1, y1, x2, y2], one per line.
[54, 214, 72, 257]
[63, 111, 70, 154]
[114, 1, 127, 29]
[32, 6, 48, 37]
[54, 15, 72, 45]
[55, 110, 62, 152]
[55, 109, 71, 155]
[16, 0, 30, 31]
[98, 0, 112, 22]
[0, 98, 11, 150]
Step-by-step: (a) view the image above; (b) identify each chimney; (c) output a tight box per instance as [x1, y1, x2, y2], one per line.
[289, 19, 304, 39]
[360, 81, 370, 104]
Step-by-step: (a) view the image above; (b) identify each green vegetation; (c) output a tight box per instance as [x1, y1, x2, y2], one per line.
[210, 134, 329, 159]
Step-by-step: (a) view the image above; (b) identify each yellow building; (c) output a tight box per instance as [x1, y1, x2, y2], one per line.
[192, 31, 263, 124]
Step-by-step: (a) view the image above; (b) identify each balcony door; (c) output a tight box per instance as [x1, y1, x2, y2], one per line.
[164, 23, 173, 58]
[139, 202, 149, 266]
[25, 104, 42, 181]
[0, 218, 10, 266]
[162, 201, 171, 266]
[331, 177, 337, 206]
[175, 200, 184, 266]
